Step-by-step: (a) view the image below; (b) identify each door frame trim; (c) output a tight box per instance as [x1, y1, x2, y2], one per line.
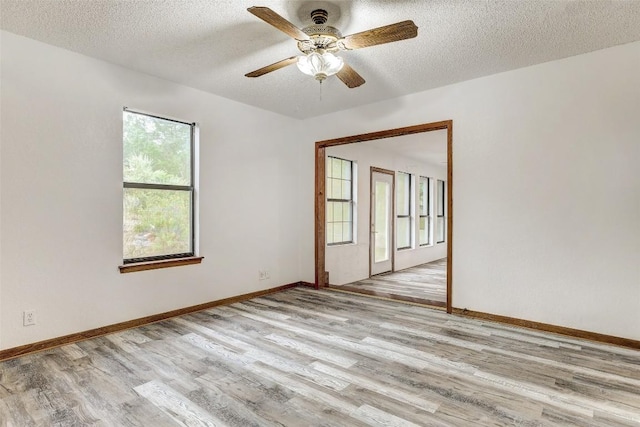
[370, 167, 395, 277]
[314, 120, 454, 313]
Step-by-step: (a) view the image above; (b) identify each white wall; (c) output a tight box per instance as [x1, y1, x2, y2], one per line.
[325, 143, 446, 285]
[1, 31, 638, 348]
[0, 31, 303, 350]
[300, 41, 640, 340]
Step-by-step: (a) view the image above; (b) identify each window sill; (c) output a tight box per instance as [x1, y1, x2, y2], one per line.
[327, 242, 356, 247]
[119, 256, 204, 274]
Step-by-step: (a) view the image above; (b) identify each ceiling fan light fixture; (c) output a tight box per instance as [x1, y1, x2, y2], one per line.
[296, 51, 344, 82]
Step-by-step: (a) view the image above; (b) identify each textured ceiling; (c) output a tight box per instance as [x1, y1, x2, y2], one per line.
[2, 0, 640, 119]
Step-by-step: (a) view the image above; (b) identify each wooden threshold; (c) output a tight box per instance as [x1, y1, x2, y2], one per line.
[0, 282, 300, 362]
[327, 287, 446, 310]
[452, 307, 640, 350]
[327, 284, 446, 308]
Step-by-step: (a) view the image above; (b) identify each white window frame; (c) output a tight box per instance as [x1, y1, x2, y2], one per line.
[326, 156, 356, 246]
[122, 108, 196, 264]
[396, 171, 413, 250]
[418, 176, 432, 246]
[436, 179, 446, 244]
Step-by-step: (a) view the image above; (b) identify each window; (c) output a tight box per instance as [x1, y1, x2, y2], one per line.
[326, 156, 354, 245]
[437, 179, 445, 243]
[123, 109, 195, 263]
[396, 172, 412, 250]
[418, 176, 431, 246]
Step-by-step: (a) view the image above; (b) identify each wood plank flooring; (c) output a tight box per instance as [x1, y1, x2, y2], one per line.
[333, 258, 447, 307]
[1, 287, 639, 426]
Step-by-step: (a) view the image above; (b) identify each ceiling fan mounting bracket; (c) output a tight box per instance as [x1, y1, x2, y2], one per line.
[310, 9, 329, 25]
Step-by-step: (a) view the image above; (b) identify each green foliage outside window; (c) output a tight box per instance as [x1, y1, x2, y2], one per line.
[123, 111, 193, 260]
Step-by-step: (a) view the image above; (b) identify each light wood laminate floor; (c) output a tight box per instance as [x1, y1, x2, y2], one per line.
[1, 287, 639, 426]
[333, 258, 447, 307]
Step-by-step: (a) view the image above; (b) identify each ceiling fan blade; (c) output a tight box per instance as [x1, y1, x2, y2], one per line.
[247, 6, 310, 41]
[336, 63, 365, 88]
[340, 20, 418, 50]
[245, 56, 298, 78]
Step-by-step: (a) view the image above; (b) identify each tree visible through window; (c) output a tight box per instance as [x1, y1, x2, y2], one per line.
[326, 156, 354, 245]
[123, 110, 195, 263]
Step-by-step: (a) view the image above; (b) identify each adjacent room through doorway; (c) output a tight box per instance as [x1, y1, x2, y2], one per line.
[315, 121, 452, 311]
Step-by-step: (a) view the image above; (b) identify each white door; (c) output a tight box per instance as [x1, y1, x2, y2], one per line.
[370, 169, 394, 275]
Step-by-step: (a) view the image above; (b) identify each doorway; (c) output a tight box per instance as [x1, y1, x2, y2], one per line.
[370, 168, 394, 276]
[314, 121, 453, 313]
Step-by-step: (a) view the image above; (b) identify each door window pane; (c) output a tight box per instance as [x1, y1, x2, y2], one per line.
[374, 181, 390, 262]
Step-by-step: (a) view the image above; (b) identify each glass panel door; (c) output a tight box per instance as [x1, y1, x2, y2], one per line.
[371, 169, 394, 275]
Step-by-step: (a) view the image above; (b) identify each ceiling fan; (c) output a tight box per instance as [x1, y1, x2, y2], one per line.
[245, 6, 418, 88]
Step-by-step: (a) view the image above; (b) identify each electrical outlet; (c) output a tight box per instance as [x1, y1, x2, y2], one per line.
[258, 270, 270, 280]
[23, 310, 36, 326]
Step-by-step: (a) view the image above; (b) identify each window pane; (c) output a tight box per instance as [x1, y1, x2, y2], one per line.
[333, 222, 343, 243]
[437, 180, 445, 216]
[326, 202, 353, 244]
[342, 221, 353, 242]
[419, 217, 428, 245]
[342, 180, 351, 200]
[327, 178, 334, 199]
[342, 159, 351, 180]
[343, 202, 351, 221]
[123, 112, 191, 186]
[333, 202, 343, 222]
[123, 188, 192, 259]
[397, 217, 411, 249]
[326, 223, 334, 244]
[397, 174, 406, 214]
[437, 217, 445, 243]
[397, 172, 410, 215]
[332, 157, 342, 179]
[332, 178, 342, 199]
[419, 177, 429, 215]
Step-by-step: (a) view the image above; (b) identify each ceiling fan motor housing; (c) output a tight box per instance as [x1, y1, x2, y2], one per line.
[297, 10, 342, 54]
